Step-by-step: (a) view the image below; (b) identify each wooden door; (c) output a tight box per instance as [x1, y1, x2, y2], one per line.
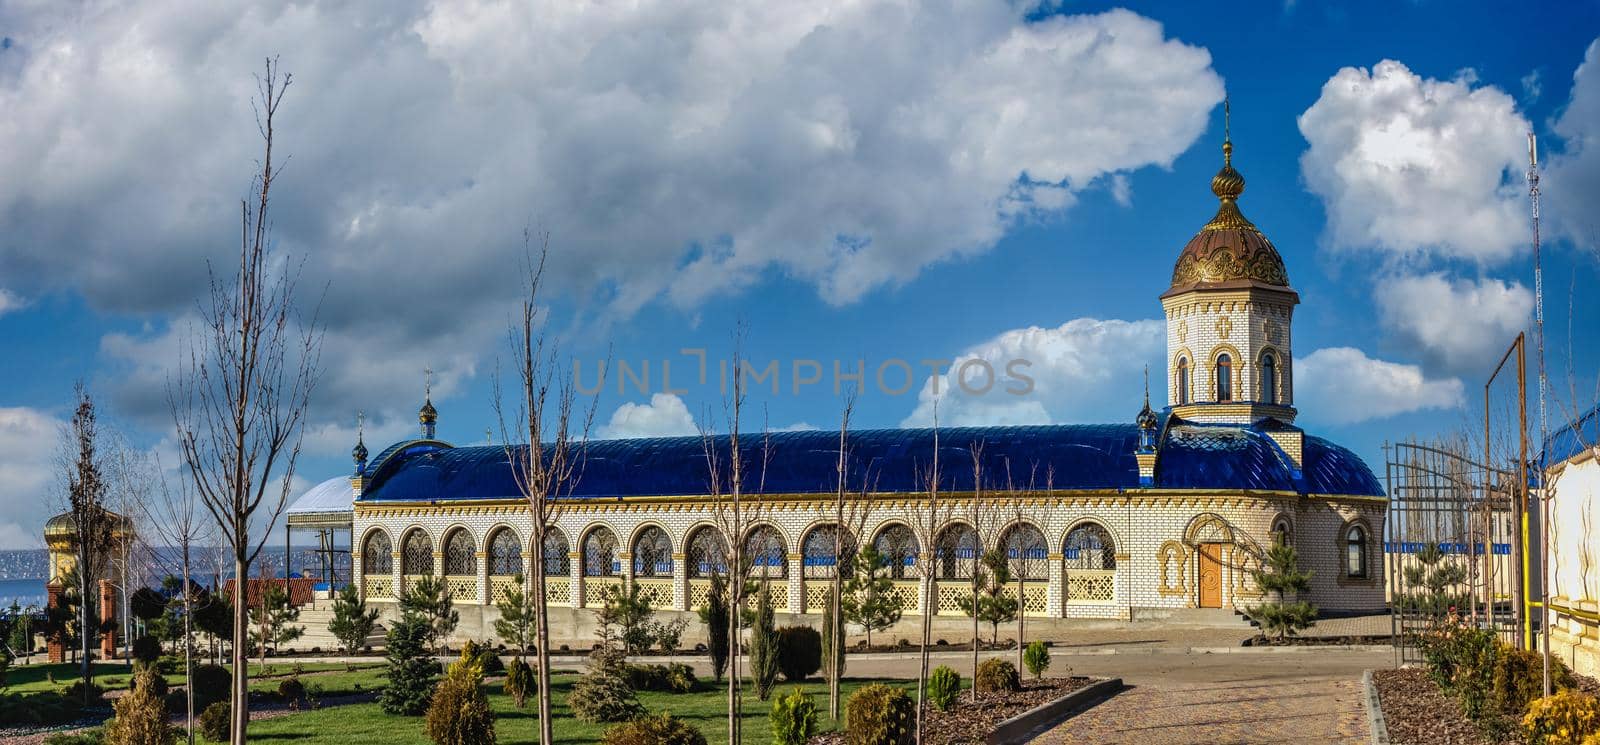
[1198, 543, 1224, 608]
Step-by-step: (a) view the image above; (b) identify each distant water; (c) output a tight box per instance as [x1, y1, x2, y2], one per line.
[0, 578, 46, 609]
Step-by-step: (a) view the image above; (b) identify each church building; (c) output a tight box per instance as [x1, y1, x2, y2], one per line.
[289, 134, 1388, 642]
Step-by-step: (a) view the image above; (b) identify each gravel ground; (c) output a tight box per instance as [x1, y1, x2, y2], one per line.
[811, 676, 1093, 745]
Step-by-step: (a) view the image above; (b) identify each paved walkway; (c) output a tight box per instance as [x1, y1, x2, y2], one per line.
[1031, 671, 1371, 745]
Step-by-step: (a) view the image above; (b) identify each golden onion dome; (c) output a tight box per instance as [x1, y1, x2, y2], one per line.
[43, 510, 132, 540]
[419, 398, 438, 425]
[1169, 138, 1290, 292]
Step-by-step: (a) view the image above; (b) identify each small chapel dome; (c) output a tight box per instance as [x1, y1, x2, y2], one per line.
[1169, 139, 1290, 292]
[419, 398, 438, 426]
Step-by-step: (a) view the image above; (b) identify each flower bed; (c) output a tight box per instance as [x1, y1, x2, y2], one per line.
[810, 676, 1095, 745]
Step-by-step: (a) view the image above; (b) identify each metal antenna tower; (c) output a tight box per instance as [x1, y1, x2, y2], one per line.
[1527, 131, 1551, 696]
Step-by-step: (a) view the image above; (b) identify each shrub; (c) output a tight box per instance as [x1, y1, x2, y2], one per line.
[622, 663, 696, 694]
[278, 676, 306, 702]
[771, 687, 820, 745]
[131, 635, 163, 664]
[975, 658, 1020, 693]
[130, 666, 169, 698]
[460, 639, 504, 675]
[665, 663, 698, 694]
[0, 691, 86, 726]
[776, 626, 822, 682]
[749, 586, 780, 701]
[65, 679, 107, 704]
[1494, 647, 1577, 720]
[927, 666, 961, 712]
[568, 648, 645, 723]
[190, 665, 230, 709]
[105, 666, 175, 745]
[845, 684, 915, 745]
[43, 730, 104, 745]
[1023, 641, 1051, 680]
[505, 658, 535, 709]
[381, 611, 441, 716]
[199, 701, 230, 743]
[1523, 689, 1600, 745]
[424, 655, 496, 745]
[600, 713, 708, 745]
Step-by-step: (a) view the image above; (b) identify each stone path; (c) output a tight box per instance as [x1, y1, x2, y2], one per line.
[1031, 676, 1370, 745]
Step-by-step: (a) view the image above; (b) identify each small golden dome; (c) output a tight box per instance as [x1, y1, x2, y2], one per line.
[419, 398, 438, 425]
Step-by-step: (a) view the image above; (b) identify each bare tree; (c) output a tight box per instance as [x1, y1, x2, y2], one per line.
[137, 454, 211, 745]
[827, 387, 876, 720]
[906, 406, 953, 745]
[61, 384, 117, 703]
[493, 231, 596, 745]
[170, 59, 322, 745]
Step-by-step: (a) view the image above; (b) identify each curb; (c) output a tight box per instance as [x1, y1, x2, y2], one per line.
[986, 677, 1124, 745]
[1362, 669, 1390, 745]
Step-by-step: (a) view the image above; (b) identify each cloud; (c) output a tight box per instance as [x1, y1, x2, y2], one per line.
[599, 393, 699, 439]
[1295, 347, 1464, 425]
[1546, 39, 1600, 248]
[902, 318, 1165, 427]
[1298, 60, 1530, 263]
[1523, 69, 1543, 102]
[0, 2, 1220, 340]
[1375, 273, 1532, 375]
[0, 289, 24, 317]
[0, 407, 65, 549]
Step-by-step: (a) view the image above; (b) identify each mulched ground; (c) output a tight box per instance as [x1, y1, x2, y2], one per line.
[1373, 667, 1600, 745]
[811, 676, 1094, 745]
[1243, 634, 1391, 646]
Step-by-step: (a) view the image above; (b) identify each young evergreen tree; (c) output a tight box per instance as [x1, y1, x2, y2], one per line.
[328, 583, 380, 655]
[493, 574, 535, 661]
[1245, 538, 1317, 640]
[401, 575, 459, 653]
[248, 583, 304, 660]
[748, 580, 780, 701]
[596, 583, 655, 655]
[381, 611, 439, 716]
[1401, 543, 1468, 621]
[841, 545, 902, 649]
[959, 549, 1018, 645]
[700, 571, 731, 683]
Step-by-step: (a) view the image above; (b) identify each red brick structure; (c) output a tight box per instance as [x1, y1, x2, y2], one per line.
[98, 579, 116, 658]
[223, 577, 317, 609]
[46, 579, 64, 663]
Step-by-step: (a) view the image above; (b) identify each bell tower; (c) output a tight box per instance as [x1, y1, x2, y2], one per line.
[1160, 105, 1299, 429]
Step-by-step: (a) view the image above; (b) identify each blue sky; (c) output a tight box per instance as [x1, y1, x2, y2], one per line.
[1, 0, 1597, 548]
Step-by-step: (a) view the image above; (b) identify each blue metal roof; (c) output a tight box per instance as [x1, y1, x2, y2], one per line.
[354, 421, 1385, 502]
[1543, 404, 1600, 468]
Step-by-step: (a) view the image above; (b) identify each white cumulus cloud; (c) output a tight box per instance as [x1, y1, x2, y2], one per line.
[1375, 273, 1532, 375]
[0, 407, 65, 549]
[1298, 60, 1530, 263]
[901, 318, 1165, 427]
[1546, 39, 1600, 249]
[600, 393, 699, 439]
[1295, 347, 1464, 425]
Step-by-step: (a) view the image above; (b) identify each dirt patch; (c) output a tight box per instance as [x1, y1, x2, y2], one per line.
[1243, 634, 1390, 646]
[1372, 668, 1505, 745]
[811, 676, 1094, 745]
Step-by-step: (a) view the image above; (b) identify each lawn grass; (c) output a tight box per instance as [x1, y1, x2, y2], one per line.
[242, 675, 917, 745]
[246, 665, 390, 697]
[5, 662, 130, 694]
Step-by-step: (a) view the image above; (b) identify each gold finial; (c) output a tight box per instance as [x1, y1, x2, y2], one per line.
[1223, 96, 1233, 167]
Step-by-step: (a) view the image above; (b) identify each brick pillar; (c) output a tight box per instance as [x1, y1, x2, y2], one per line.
[786, 554, 805, 614]
[1047, 553, 1065, 617]
[46, 580, 65, 663]
[475, 551, 489, 606]
[672, 552, 688, 611]
[98, 579, 116, 658]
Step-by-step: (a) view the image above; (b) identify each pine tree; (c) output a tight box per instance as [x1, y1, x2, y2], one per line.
[248, 582, 304, 659]
[699, 571, 730, 683]
[959, 549, 1018, 645]
[1246, 537, 1317, 640]
[401, 575, 459, 653]
[1401, 543, 1468, 620]
[328, 583, 380, 655]
[493, 574, 535, 660]
[381, 611, 440, 715]
[748, 580, 780, 701]
[842, 545, 903, 649]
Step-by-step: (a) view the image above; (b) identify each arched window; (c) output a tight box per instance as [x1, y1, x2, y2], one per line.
[687, 526, 729, 578]
[745, 525, 788, 579]
[1346, 525, 1368, 578]
[1000, 523, 1048, 580]
[802, 524, 857, 580]
[443, 529, 476, 575]
[1270, 517, 1292, 546]
[934, 523, 979, 580]
[583, 526, 620, 577]
[401, 530, 433, 576]
[488, 528, 522, 577]
[362, 531, 392, 575]
[632, 526, 673, 577]
[1261, 353, 1277, 404]
[543, 527, 570, 576]
[1177, 358, 1191, 405]
[1215, 353, 1233, 402]
[1064, 522, 1115, 570]
[872, 524, 919, 580]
